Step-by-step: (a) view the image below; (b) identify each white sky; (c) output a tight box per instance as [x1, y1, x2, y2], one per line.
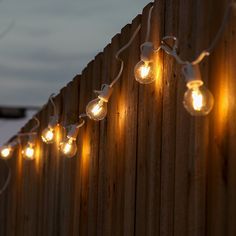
[0, 0, 150, 144]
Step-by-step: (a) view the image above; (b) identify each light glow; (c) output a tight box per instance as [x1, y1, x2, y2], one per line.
[140, 65, 151, 79]
[192, 89, 203, 111]
[41, 128, 54, 144]
[1, 147, 11, 159]
[60, 138, 77, 158]
[22, 145, 35, 160]
[91, 100, 104, 116]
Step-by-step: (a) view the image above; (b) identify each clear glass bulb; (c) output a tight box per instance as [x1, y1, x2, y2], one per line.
[134, 61, 155, 84]
[22, 144, 35, 160]
[41, 127, 55, 144]
[183, 84, 214, 116]
[0, 146, 13, 159]
[59, 138, 77, 158]
[86, 98, 107, 121]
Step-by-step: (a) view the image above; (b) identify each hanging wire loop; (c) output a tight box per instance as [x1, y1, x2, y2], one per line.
[0, 161, 11, 196]
[49, 93, 57, 115]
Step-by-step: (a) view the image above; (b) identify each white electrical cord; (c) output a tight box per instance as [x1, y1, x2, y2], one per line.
[192, 0, 236, 65]
[109, 23, 141, 87]
[30, 117, 40, 132]
[0, 160, 11, 196]
[76, 119, 85, 128]
[145, 5, 154, 42]
[17, 116, 40, 137]
[160, 0, 236, 66]
[49, 93, 57, 116]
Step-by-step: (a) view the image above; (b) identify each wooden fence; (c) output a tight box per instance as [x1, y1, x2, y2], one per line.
[0, 0, 236, 235]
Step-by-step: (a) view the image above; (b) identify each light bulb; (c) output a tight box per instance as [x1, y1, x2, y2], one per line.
[59, 138, 77, 158]
[22, 143, 35, 160]
[0, 146, 13, 159]
[41, 115, 58, 144]
[41, 127, 55, 144]
[86, 98, 108, 121]
[134, 42, 155, 84]
[183, 83, 214, 116]
[134, 61, 155, 84]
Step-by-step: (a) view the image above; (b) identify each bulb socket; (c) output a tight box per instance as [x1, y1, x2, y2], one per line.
[48, 115, 59, 129]
[98, 84, 113, 102]
[67, 124, 80, 140]
[182, 64, 204, 88]
[140, 42, 154, 62]
[28, 134, 36, 145]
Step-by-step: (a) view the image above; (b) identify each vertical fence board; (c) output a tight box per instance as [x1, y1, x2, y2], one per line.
[135, 2, 163, 236]
[96, 43, 112, 236]
[87, 53, 102, 236]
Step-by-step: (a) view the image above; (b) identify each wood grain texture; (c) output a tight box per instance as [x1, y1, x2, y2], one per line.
[0, 0, 235, 235]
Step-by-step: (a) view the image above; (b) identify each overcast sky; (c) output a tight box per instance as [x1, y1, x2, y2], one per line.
[0, 0, 150, 144]
[0, 0, 150, 107]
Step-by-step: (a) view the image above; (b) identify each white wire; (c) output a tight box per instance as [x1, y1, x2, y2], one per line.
[160, 1, 235, 66]
[0, 160, 11, 196]
[76, 119, 85, 128]
[110, 24, 141, 87]
[30, 117, 40, 132]
[49, 93, 57, 115]
[145, 5, 154, 42]
[79, 113, 87, 119]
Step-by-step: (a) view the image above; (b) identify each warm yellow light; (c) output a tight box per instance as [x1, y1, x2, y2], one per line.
[134, 61, 155, 84]
[86, 98, 107, 121]
[140, 65, 151, 79]
[22, 145, 35, 160]
[192, 89, 203, 111]
[183, 84, 214, 116]
[59, 138, 77, 158]
[91, 101, 103, 116]
[41, 127, 55, 144]
[0, 147, 11, 159]
[63, 142, 72, 154]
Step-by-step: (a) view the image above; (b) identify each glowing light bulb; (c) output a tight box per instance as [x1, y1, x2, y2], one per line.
[41, 115, 58, 144]
[134, 61, 155, 84]
[86, 98, 107, 121]
[0, 146, 12, 159]
[182, 64, 214, 116]
[183, 83, 214, 116]
[41, 127, 55, 144]
[22, 144, 35, 160]
[86, 84, 112, 121]
[191, 89, 203, 111]
[59, 138, 77, 158]
[134, 42, 155, 84]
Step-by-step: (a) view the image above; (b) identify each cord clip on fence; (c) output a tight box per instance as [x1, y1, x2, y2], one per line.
[160, 36, 187, 65]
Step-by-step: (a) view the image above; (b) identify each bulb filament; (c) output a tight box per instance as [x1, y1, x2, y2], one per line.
[140, 64, 150, 79]
[91, 100, 104, 116]
[192, 88, 203, 111]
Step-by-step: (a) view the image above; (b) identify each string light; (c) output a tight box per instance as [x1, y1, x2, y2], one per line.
[182, 64, 214, 116]
[22, 138, 36, 160]
[134, 2, 236, 116]
[134, 6, 160, 84]
[0, 1, 235, 172]
[59, 120, 84, 158]
[19, 117, 40, 161]
[85, 24, 141, 121]
[86, 85, 113, 121]
[41, 94, 59, 144]
[134, 42, 156, 84]
[0, 140, 18, 160]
